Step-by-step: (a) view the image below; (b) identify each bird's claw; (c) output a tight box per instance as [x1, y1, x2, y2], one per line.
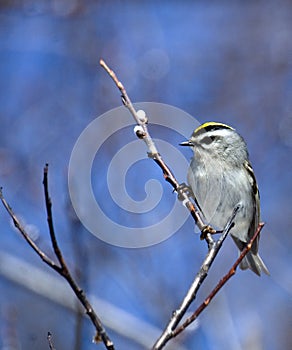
[200, 225, 217, 240]
[176, 183, 193, 201]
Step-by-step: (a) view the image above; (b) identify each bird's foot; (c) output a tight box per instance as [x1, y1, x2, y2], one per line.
[176, 183, 193, 201]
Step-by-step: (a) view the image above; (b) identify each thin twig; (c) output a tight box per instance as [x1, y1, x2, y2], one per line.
[172, 222, 265, 337]
[152, 206, 239, 350]
[43, 164, 66, 268]
[47, 332, 56, 350]
[0, 188, 62, 274]
[0, 167, 115, 350]
[100, 59, 208, 233]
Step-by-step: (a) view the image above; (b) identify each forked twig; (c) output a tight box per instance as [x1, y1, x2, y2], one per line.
[152, 206, 240, 349]
[172, 222, 264, 338]
[0, 166, 115, 350]
[153, 222, 264, 349]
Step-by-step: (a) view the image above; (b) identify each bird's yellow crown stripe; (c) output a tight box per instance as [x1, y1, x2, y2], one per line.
[194, 122, 234, 133]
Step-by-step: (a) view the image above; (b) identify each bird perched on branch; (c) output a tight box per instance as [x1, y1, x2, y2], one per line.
[180, 122, 269, 276]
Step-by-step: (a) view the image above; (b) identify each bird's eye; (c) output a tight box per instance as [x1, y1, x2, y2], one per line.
[200, 136, 215, 145]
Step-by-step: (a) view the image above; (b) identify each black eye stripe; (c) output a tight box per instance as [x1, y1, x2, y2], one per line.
[200, 136, 215, 144]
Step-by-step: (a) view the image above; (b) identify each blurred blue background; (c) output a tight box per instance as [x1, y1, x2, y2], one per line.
[0, 1, 291, 349]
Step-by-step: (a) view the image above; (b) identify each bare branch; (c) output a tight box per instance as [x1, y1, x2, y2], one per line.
[172, 222, 265, 338]
[152, 206, 239, 350]
[100, 59, 208, 233]
[0, 167, 115, 350]
[43, 164, 66, 268]
[0, 187, 62, 274]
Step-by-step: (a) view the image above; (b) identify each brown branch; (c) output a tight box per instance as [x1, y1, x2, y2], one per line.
[0, 166, 115, 350]
[172, 223, 264, 341]
[100, 59, 208, 233]
[43, 164, 66, 268]
[0, 187, 62, 274]
[42, 164, 114, 349]
[151, 206, 239, 350]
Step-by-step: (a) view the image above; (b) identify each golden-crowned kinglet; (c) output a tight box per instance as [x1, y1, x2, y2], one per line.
[180, 122, 269, 276]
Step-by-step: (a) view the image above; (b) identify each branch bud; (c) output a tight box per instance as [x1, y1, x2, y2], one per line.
[136, 109, 147, 124]
[134, 125, 146, 139]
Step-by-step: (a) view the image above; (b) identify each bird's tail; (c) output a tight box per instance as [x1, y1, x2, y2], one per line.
[240, 252, 270, 276]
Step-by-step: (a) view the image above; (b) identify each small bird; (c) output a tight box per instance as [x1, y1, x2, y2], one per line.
[180, 122, 269, 276]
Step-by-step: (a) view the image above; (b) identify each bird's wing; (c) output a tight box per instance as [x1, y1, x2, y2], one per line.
[243, 160, 260, 254]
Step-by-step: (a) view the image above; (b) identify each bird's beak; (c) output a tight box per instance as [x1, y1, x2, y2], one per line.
[179, 141, 193, 147]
